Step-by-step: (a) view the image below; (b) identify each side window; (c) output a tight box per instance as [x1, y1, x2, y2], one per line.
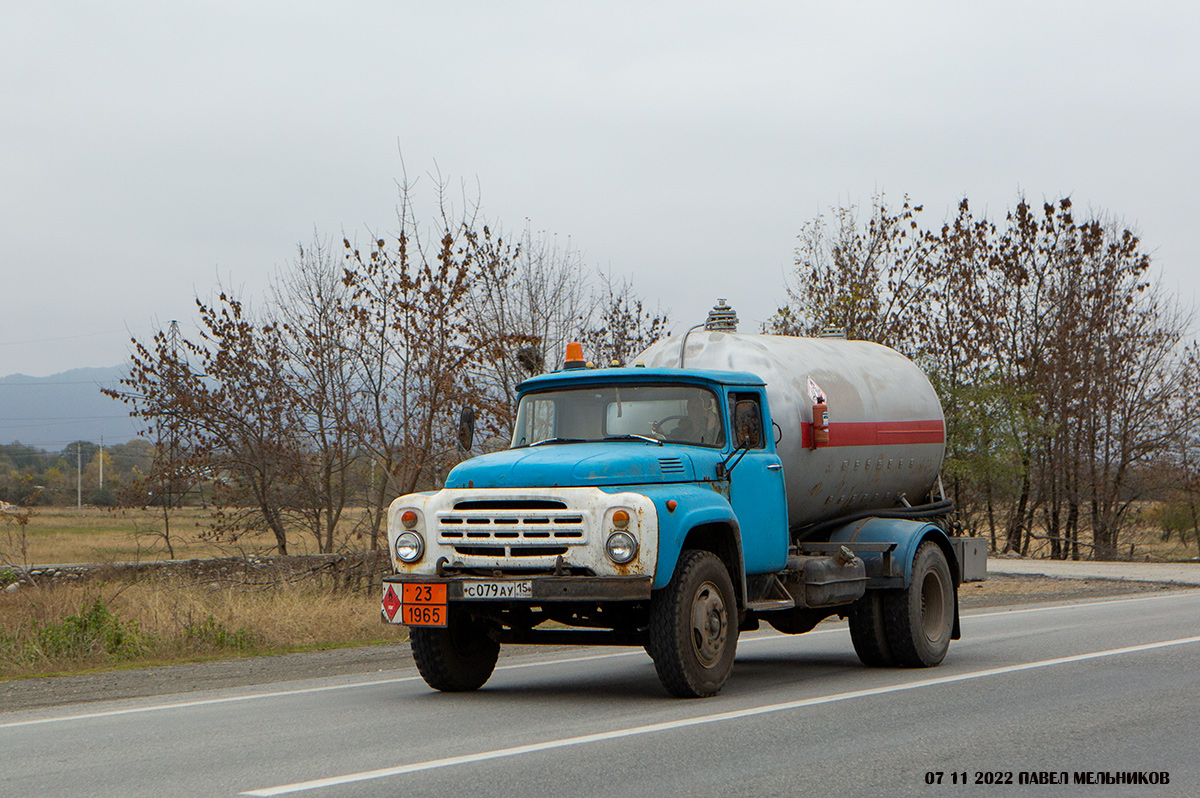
[727, 392, 766, 449]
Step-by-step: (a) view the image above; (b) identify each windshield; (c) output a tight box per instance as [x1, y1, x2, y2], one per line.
[511, 383, 726, 448]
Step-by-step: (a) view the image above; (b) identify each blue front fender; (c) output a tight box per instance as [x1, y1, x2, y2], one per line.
[607, 484, 740, 590]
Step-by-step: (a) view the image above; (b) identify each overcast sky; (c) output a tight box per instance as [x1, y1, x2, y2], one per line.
[3, 1, 1198, 378]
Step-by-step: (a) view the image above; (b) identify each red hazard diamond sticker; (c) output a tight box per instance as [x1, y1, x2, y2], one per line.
[382, 585, 401, 621]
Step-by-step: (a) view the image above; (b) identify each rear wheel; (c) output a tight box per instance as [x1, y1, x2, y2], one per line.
[648, 550, 739, 698]
[410, 610, 500, 691]
[884, 541, 954, 667]
[848, 590, 894, 667]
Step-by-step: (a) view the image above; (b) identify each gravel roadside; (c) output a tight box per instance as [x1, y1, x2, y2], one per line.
[1, 573, 1187, 714]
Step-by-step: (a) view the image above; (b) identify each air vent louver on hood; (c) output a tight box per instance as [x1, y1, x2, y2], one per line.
[658, 457, 686, 474]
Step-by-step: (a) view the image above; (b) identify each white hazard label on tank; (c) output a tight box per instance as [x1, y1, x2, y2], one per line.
[807, 376, 825, 403]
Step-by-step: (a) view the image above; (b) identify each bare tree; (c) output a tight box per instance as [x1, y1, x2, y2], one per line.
[468, 228, 591, 442]
[776, 195, 1193, 560]
[110, 293, 308, 555]
[341, 179, 522, 547]
[1, 499, 34, 583]
[769, 196, 936, 350]
[273, 238, 361, 553]
[581, 271, 669, 367]
[114, 321, 202, 559]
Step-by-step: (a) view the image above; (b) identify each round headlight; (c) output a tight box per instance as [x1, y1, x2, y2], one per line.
[605, 531, 638, 564]
[395, 531, 425, 563]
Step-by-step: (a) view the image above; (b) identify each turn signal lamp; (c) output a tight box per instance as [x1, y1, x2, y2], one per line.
[401, 510, 418, 529]
[612, 509, 630, 528]
[564, 342, 585, 369]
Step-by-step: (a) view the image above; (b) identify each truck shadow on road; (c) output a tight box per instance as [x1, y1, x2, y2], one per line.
[394, 651, 880, 704]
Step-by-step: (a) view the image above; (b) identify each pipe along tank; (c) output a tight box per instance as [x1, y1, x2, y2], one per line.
[636, 329, 947, 532]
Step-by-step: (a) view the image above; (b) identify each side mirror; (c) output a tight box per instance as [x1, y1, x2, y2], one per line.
[733, 400, 762, 449]
[456, 406, 476, 452]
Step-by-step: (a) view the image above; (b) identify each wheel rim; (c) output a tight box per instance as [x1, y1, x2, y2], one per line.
[689, 580, 728, 667]
[919, 568, 947, 643]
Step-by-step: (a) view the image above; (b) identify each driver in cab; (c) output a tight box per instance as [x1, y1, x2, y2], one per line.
[675, 396, 723, 446]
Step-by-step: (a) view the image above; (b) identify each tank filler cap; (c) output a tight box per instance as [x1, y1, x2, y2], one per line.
[704, 299, 739, 332]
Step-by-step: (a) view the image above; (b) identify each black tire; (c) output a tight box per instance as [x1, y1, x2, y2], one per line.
[648, 550, 739, 698]
[410, 610, 500, 692]
[848, 590, 895, 667]
[884, 541, 954, 667]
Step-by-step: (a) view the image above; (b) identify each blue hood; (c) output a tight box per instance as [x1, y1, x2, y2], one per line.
[446, 442, 705, 488]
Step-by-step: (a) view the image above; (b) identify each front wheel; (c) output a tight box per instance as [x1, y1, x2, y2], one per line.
[648, 550, 739, 698]
[884, 541, 954, 667]
[410, 610, 500, 692]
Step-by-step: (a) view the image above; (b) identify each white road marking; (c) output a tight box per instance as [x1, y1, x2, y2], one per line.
[242, 633, 1200, 796]
[962, 588, 1200, 620]
[2, 589, 1195, 731]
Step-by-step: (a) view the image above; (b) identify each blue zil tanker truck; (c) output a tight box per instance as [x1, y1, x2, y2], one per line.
[381, 303, 987, 697]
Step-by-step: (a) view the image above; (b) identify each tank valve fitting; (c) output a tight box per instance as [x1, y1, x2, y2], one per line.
[704, 299, 739, 331]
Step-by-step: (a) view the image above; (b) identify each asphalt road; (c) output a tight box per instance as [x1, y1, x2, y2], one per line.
[3, 590, 1199, 797]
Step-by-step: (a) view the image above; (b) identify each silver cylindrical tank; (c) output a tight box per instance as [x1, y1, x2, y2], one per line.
[636, 331, 945, 529]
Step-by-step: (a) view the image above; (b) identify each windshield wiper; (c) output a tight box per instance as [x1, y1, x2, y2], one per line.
[604, 434, 664, 446]
[529, 437, 586, 447]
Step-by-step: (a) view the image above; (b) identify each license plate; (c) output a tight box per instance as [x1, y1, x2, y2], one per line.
[461, 580, 533, 600]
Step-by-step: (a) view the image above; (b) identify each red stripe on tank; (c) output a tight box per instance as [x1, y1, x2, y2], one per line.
[801, 419, 945, 448]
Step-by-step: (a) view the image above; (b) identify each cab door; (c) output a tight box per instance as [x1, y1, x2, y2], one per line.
[726, 390, 790, 573]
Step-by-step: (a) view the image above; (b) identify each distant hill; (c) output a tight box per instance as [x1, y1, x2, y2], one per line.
[0, 366, 143, 450]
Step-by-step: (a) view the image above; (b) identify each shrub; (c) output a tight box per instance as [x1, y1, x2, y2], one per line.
[34, 599, 151, 662]
[183, 616, 256, 652]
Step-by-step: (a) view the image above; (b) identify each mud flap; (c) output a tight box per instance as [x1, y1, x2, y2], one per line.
[951, 588, 961, 640]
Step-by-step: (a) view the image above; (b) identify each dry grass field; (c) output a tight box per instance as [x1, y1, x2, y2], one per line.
[965, 514, 1199, 563]
[5, 506, 376, 566]
[1, 507, 396, 679]
[0, 575, 405, 679]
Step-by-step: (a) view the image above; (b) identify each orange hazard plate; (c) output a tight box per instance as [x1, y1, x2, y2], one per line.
[401, 603, 447, 627]
[401, 583, 447, 627]
[403, 583, 447, 605]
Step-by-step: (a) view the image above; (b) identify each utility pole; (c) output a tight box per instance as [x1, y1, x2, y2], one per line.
[76, 442, 82, 509]
[99, 436, 104, 489]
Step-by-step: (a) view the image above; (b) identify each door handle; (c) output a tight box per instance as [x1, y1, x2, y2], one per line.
[766, 464, 782, 471]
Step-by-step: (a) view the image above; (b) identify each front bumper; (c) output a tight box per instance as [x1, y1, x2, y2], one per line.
[382, 573, 653, 603]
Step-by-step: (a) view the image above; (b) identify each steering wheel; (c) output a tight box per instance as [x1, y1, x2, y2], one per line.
[652, 412, 691, 432]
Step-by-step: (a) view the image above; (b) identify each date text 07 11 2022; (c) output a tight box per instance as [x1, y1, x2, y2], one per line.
[925, 771, 1171, 786]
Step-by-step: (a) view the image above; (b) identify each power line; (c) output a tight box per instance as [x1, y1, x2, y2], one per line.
[0, 415, 131, 423]
[0, 380, 124, 387]
[0, 325, 152, 347]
